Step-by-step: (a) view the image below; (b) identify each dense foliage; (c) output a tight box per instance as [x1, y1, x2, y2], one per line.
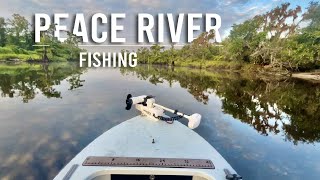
[135, 2, 320, 71]
[0, 2, 318, 70]
[0, 14, 82, 61]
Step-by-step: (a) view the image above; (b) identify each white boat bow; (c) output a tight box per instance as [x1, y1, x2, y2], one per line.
[54, 95, 241, 180]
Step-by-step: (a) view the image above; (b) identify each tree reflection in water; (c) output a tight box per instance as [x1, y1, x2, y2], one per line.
[121, 65, 320, 144]
[0, 63, 319, 179]
[0, 62, 85, 103]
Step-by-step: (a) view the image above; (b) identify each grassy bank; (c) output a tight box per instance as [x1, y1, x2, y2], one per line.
[0, 14, 83, 62]
[175, 60, 242, 70]
[0, 46, 40, 61]
[0, 45, 82, 62]
[172, 60, 320, 82]
[168, 60, 260, 73]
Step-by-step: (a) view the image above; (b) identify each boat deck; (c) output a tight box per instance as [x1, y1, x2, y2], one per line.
[54, 116, 236, 180]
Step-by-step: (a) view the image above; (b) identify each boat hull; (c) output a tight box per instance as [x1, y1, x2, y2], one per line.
[54, 116, 237, 180]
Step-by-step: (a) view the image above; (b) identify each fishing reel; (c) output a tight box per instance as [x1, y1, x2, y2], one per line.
[125, 94, 201, 129]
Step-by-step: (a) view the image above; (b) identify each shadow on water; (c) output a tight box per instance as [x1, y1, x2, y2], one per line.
[120, 65, 320, 145]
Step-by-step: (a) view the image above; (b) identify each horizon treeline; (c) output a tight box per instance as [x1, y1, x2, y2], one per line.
[0, 14, 82, 61]
[0, 2, 319, 71]
[135, 2, 320, 71]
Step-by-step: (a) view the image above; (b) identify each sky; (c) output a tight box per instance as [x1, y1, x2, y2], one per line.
[0, 0, 314, 49]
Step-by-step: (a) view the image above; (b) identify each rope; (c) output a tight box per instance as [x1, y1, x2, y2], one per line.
[153, 115, 183, 124]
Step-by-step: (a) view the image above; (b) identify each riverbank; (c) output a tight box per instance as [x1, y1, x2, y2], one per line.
[146, 60, 320, 82]
[0, 48, 40, 61]
[0, 53, 67, 62]
[2, 58, 320, 82]
[150, 60, 274, 74]
[0, 44, 82, 62]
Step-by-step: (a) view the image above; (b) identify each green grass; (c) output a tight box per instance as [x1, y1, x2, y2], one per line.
[0, 53, 40, 61]
[174, 60, 246, 71]
[0, 46, 41, 61]
[50, 56, 70, 62]
[0, 46, 14, 54]
[0, 46, 72, 61]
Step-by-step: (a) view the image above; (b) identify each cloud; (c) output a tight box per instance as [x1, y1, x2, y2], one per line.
[0, 0, 312, 41]
[127, 0, 163, 8]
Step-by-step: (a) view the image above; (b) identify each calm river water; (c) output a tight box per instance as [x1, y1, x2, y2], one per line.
[0, 62, 319, 180]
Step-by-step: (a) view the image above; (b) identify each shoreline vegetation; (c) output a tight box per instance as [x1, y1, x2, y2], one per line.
[0, 2, 319, 81]
[0, 14, 82, 62]
[132, 2, 320, 81]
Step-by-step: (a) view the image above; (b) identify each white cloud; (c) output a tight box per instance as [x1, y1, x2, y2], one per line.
[0, 0, 310, 42]
[127, 0, 162, 8]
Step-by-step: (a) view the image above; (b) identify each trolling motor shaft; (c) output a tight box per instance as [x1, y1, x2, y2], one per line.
[125, 94, 201, 129]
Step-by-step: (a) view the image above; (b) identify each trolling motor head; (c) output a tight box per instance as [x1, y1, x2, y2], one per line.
[125, 94, 202, 129]
[187, 113, 202, 129]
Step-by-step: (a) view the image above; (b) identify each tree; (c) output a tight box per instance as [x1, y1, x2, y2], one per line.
[0, 17, 6, 47]
[7, 14, 29, 47]
[225, 2, 311, 69]
[130, 2, 319, 71]
[169, 43, 177, 65]
[302, 1, 320, 30]
[150, 44, 164, 63]
[261, 3, 302, 39]
[191, 30, 215, 47]
[224, 16, 264, 62]
[278, 2, 320, 70]
[35, 23, 56, 61]
[252, 3, 303, 68]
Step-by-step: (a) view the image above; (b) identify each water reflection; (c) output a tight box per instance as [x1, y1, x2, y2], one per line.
[121, 66, 320, 144]
[2, 63, 319, 144]
[0, 63, 319, 180]
[0, 62, 85, 102]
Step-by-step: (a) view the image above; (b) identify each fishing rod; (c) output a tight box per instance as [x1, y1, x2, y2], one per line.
[125, 94, 201, 129]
